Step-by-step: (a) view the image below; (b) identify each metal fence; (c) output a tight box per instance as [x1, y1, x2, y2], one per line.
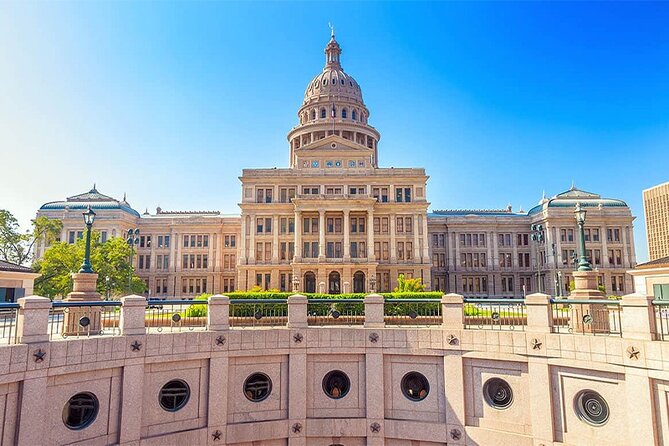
[550, 299, 622, 336]
[653, 300, 669, 340]
[0, 303, 19, 345]
[384, 299, 442, 326]
[229, 299, 288, 328]
[307, 299, 365, 326]
[50, 301, 122, 340]
[145, 299, 208, 333]
[463, 298, 527, 331]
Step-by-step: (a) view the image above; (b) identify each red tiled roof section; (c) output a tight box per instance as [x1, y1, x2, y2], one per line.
[0, 260, 35, 273]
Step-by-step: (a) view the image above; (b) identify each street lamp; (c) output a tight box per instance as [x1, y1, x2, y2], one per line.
[530, 224, 545, 293]
[126, 228, 140, 292]
[574, 203, 592, 272]
[78, 206, 96, 273]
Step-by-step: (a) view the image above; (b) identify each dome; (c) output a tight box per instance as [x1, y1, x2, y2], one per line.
[303, 34, 364, 106]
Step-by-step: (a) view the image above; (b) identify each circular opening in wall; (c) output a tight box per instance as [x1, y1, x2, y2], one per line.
[244, 373, 272, 402]
[483, 378, 513, 409]
[322, 370, 351, 399]
[159, 379, 190, 412]
[331, 143, 337, 148]
[574, 390, 609, 426]
[62, 392, 99, 430]
[401, 371, 430, 401]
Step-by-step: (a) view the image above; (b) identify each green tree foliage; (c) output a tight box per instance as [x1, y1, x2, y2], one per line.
[0, 210, 62, 265]
[33, 232, 145, 298]
[393, 274, 426, 293]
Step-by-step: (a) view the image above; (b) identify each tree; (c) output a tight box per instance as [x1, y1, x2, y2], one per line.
[394, 274, 426, 293]
[0, 210, 62, 266]
[33, 232, 145, 298]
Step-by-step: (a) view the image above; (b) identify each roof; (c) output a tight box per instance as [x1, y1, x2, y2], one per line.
[0, 260, 35, 273]
[527, 186, 628, 216]
[429, 209, 526, 218]
[39, 185, 141, 218]
[635, 256, 669, 270]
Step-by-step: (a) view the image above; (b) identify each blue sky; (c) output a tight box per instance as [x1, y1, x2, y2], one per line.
[1, 1, 667, 262]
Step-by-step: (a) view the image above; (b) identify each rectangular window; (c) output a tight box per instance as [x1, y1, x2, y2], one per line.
[164, 235, 170, 248]
[203, 235, 209, 247]
[183, 235, 189, 248]
[592, 229, 600, 242]
[396, 217, 403, 233]
[69, 231, 75, 244]
[381, 217, 389, 233]
[257, 218, 264, 234]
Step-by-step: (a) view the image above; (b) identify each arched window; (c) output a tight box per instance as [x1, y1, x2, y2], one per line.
[352, 110, 357, 121]
[311, 110, 316, 120]
[320, 108, 326, 119]
[304, 272, 316, 293]
[341, 108, 347, 119]
[353, 271, 365, 293]
[328, 271, 341, 294]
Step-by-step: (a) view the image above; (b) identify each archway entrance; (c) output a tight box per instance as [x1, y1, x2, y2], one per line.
[328, 271, 341, 294]
[353, 271, 365, 293]
[304, 272, 316, 293]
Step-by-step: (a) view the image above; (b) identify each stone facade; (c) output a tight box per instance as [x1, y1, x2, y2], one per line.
[4, 292, 665, 446]
[34, 35, 636, 298]
[644, 181, 669, 261]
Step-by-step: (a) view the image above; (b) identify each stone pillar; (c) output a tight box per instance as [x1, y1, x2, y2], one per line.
[624, 371, 658, 445]
[318, 210, 325, 259]
[119, 363, 144, 445]
[120, 295, 147, 335]
[442, 293, 464, 329]
[365, 333, 385, 445]
[63, 273, 103, 336]
[527, 359, 554, 445]
[294, 210, 302, 262]
[443, 352, 465, 445]
[601, 225, 609, 267]
[16, 375, 48, 446]
[16, 296, 50, 344]
[421, 215, 430, 260]
[367, 210, 375, 260]
[364, 293, 385, 328]
[620, 293, 655, 340]
[390, 214, 397, 262]
[413, 215, 421, 261]
[272, 216, 279, 263]
[454, 232, 460, 271]
[569, 270, 609, 334]
[343, 210, 350, 260]
[249, 214, 256, 263]
[207, 294, 230, 331]
[524, 293, 552, 333]
[287, 294, 308, 328]
[240, 218, 247, 264]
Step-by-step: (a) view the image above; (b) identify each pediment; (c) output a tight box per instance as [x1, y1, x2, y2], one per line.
[296, 134, 371, 153]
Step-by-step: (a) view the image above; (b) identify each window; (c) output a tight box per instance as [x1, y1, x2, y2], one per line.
[483, 378, 513, 409]
[159, 380, 190, 412]
[320, 108, 326, 118]
[244, 373, 272, 402]
[502, 276, 514, 293]
[518, 252, 531, 268]
[401, 372, 429, 401]
[574, 390, 609, 426]
[63, 392, 99, 430]
[224, 235, 236, 247]
[499, 253, 512, 268]
[322, 370, 350, 399]
[341, 108, 347, 119]
[567, 229, 574, 242]
[395, 187, 412, 203]
[592, 229, 600, 242]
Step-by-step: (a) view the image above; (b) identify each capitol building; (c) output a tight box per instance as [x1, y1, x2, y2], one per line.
[35, 33, 637, 298]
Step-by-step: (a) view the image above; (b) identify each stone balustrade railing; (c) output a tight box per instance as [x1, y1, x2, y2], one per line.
[8, 292, 661, 344]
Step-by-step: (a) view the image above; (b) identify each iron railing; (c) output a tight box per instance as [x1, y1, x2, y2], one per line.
[550, 298, 622, 336]
[463, 298, 527, 331]
[307, 299, 365, 326]
[145, 299, 208, 333]
[50, 301, 122, 340]
[653, 300, 669, 340]
[229, 299, 288, 328]
[384, 299, 442, 326]
[0, 303, 19, 345]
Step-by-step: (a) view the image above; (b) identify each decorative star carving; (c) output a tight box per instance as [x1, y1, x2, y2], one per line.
[447, 334, 459, 345]
[369, 332, 379, 343]
[450, 428, 462, 440]
[212, 430, 222, 441]
[215, 336, 226, 346]
[370, 422, 381, 433]
[627, 346, 640, 360]
[33, 349, 46, 363]
[293, 333, 303, 343]
[531, 338, 542, 350]
[291, 423, 302, 433]
[130, 340, 142, 352]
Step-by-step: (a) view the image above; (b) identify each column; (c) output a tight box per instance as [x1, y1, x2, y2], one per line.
[492, 231, 499, 268]
[389, 214, 397, 262]
[421, 214, 429, 260]
[294, 210, 301, 261]
[367, 210, 375, 260]
[175, 233, 182, 270]
[272, 215, 279, 263]
[318, 210, 325, 259]
[454, 232, 460, 271]
[170, 230, 177, 271]
[622, 226, 629, 267]
[17, 376, 48, 446]
[366, 336, 385, 446]
[249, 214, 256, 263]
[240, 217, 247, 264]
[413, 215, 421, 261]
[119, 364, 145, 444]
[601, 225, 609, 267]
[343, 210, 350, 260]
[208, 232, 215, 271]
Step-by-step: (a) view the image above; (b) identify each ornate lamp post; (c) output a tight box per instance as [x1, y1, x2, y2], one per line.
[530, 224, 545, 293]
[78, 206, 96, 273]
[126, 228, 140, 293]
[574, 203, 592, 272]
